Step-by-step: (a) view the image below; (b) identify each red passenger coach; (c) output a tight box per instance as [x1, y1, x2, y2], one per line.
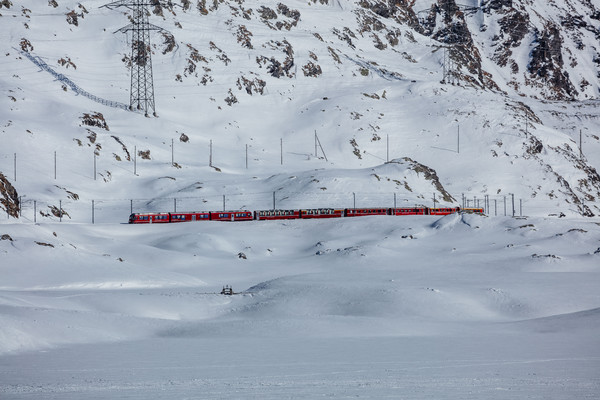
[300, 208, 343, 219]
[345, 208, 389, 217]
[209, 211, 253, 221]
[128, 212, 170, 224]
[255, 209, 301, 220]
[169, 212, 210, 222]
[462, 208, 484, 214]
[428, 207, 460, 215]
[392, 207, 427, 216]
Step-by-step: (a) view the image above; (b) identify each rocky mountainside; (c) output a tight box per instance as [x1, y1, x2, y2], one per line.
[0, 0, 599, 217]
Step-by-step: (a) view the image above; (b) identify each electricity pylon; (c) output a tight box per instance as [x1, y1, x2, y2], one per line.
[102, 0, 165, 117]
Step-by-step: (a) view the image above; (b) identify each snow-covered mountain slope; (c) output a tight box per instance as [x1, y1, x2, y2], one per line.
[0, 0, 599, 219]
[1, 2, 600, 397]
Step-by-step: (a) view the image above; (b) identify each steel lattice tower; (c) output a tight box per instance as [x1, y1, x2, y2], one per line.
[102, 0, 164, 117]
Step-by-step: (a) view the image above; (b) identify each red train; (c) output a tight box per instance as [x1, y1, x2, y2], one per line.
[128, 207, 484, 224]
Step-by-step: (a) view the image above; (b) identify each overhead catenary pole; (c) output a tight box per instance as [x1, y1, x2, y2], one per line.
[209, 140, 213, 167]
[580, 129, 583, 159]
[54, 151, 57, 180]
[92, 200, 95, 224]
[315, 132, 328, 162]
[457, 125, 460, 153]
[171, 138, 174, 166]
[94, 152, 97, 180]
[280, 138, 283, 165]
[386, 134, 389, 162]
[511, 193, 515, 216]
[14, 153, 16, 182]
[246, 144, 248, 169]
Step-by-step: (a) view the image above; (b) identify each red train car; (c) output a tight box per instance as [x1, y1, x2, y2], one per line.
[461, 208, 484, 214]
[255, 209, 301, 220]
[344, 208, 390, 217]
[169, 212, 211, 222]
[300, 208, 343, 219]
[392, 207, 427, 216]
[128, 212, 171, 224]
[209, 211, 253, 221]
[427, 207, 460, 215]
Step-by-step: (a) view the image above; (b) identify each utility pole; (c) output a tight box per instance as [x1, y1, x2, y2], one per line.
[511, 193, 515, 217]
[102, 0, 167, 117]
[386, 134, 389, 162]
[580, 129, 583, 159]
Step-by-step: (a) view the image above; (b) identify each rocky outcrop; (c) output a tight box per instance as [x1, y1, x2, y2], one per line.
[0, 172, 19, 218]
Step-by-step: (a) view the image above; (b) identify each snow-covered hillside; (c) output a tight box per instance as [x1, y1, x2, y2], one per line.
[1, 1, 599, 398]
[1, 0, 599, 218]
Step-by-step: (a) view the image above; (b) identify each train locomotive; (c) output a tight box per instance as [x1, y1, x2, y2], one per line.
[128, 206, 484, 224]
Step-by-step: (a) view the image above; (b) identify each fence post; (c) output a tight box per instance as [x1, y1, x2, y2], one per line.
[494, 199, 497, 216]
[394, 193, 396, 209]
[222, 194, 225, 211]
[92, 200, 95, 224]
[272, 192, 276, 210]
[174, 198, 177, 212]
[353, 192, 356, 208]
[59, 200, 62, 222]
[504, 196, 506, 216]
[130, 199, 133, 214]
[34, 200, 36, 223]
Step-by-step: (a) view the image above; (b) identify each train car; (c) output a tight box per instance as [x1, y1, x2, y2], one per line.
[427, 207, 460, 216]
[391, 207, 427, 216]
[461, 207, 484, 214]
[169, 212, 211, 222]
[128, 212, 171, 224]
[209, 210, 253, 221]
[344, 208, 390, 217]
[255, 209, 301, 220]
[300, 208, 343, 219]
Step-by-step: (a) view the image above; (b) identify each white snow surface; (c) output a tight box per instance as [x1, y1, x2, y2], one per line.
[1, 0, 600, 398]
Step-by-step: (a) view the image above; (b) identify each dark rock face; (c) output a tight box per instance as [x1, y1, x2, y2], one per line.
[0, 173, 19, 219]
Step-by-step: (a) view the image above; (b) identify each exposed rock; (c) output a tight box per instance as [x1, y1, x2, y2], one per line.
[399, 157, 456, 203]
[0, 172, 19, 218]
